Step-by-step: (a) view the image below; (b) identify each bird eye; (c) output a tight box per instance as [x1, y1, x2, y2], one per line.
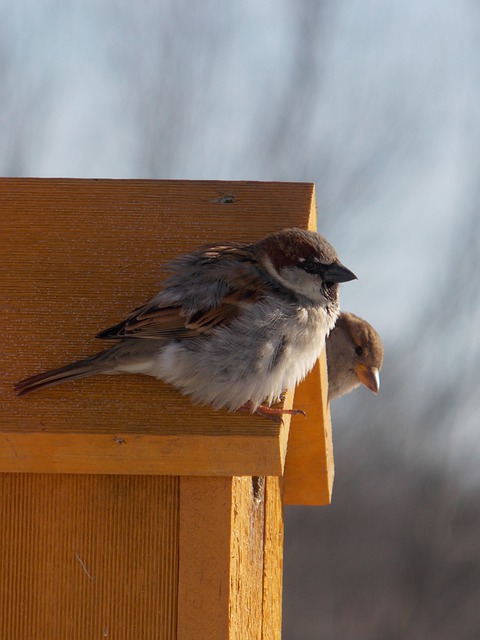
[300, 258, 318, 274]
[355, 346, 364, 356]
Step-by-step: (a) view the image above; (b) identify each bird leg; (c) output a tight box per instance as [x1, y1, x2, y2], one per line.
[237, 400, 306, 420]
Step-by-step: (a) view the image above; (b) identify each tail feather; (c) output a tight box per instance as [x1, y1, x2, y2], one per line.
[14, 354, 111, 396]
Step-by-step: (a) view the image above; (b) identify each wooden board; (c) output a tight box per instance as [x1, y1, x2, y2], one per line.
[178, 475, 283, 640]
[0, 178, 335, 638]
[0, 178, 334, 501]
[283, 353, 334, 505]
[0, 474, 179, 639]
[0, 474, 284, 639]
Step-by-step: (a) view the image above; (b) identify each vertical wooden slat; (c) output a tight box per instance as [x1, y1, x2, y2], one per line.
[177, 476, 233, 640]
[229, 476, 265, 640]
[262, 476, 284, 640]
[283, 353, 334, 505]
[178, 476, 281, 640]
[0, 475, 179, 639]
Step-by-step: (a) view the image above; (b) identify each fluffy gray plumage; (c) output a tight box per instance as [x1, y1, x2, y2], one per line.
[15, 228, 356, 414]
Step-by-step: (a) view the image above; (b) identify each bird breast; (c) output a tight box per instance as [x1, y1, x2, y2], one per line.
[151, 300, 333, 411]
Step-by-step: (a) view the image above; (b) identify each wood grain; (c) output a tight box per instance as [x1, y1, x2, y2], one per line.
[0, 474, 179, 639]
[0, 178, 314, 477]
[178, 475, 279, 640]
[177, 477, 233, 640]
[0, 177, 333, 493]
[0, 178, 335, 639]
[262, 476, 284, 640]
[283, 353, 334, 505]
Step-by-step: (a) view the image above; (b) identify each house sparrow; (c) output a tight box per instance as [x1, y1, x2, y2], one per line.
[15, 228, 356, 417]
[326, 312, 383, 401]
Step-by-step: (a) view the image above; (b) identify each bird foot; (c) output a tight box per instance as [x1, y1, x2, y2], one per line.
[237, 401, 306, 422]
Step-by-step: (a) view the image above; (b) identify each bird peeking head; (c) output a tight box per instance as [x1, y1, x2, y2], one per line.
[326, 311, 384, 401]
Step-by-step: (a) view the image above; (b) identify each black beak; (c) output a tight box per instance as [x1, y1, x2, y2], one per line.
[323, 261, 357, 283]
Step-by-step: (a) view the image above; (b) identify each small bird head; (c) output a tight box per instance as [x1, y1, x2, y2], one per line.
[326, 311, 384, 400]
[255, 228, 357, 305]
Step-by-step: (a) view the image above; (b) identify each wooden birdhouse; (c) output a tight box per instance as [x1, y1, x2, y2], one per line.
[0, 179, 333, 639]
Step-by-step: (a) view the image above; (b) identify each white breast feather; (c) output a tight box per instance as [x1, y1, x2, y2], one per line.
[148, 300, 335, 412]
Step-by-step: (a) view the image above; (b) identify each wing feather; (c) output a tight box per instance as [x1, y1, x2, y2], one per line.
[96, 243, 265, 341]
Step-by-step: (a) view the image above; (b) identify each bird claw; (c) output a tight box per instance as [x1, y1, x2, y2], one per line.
[237, 401, 307, 422]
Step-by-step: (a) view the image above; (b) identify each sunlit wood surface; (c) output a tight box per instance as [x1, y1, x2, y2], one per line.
[0, 178, 333, 638]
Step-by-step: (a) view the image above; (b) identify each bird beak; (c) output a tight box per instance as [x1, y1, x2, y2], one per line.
[323, 261, 357, 283]
[355, 363, 380, 393]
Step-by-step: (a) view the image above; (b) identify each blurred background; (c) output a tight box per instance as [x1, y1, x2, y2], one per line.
[2, 1, 479, 637]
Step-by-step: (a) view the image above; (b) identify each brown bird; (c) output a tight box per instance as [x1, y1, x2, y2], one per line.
[14, 228, 356, 417]
[326, 312, 383, 401]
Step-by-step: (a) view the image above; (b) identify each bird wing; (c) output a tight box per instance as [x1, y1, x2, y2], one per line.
[96, 244, 264, 341]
